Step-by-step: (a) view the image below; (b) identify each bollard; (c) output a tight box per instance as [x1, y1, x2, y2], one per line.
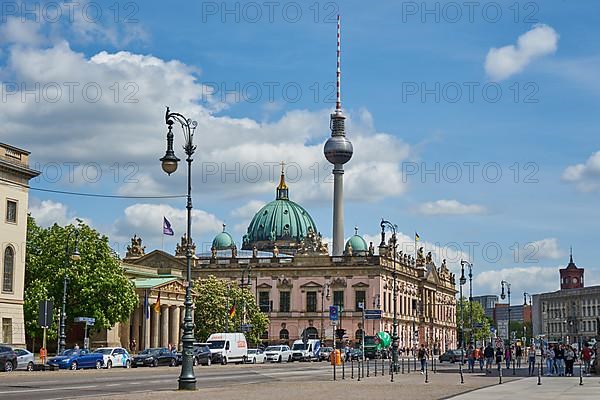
[401, 356, 405, 374]
[358, 360, 361, 382]
[537, 360, 542, 385]
[367, 358, 370, 377]
[362, 357, 365, 378]
[414, 356, 417, 371]
[425, 361, 429, 383]
[407, 355, 410, 373]
[499, 362, 503, 384]
[459, 361, 464, 384]
[391, 358, 394, 383]
[433, 357, 437, 373]
[375, 356, 378, 376]
[333, 356, 336, 381]
[579, 361, 583, 386]
[513, 358, 516, 375]
[342, 355, 345, 380]
[351, 358, 354, 379]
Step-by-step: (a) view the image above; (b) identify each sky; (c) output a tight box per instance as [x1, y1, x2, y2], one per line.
[2, 0, 599, 302]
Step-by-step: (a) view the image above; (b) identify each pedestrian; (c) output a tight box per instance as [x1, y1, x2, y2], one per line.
[545, 345, 555, 376]
[130, 338, 136, 354]
[418, 343, 427, 374]
[565, 345, 575, 377]
[478, 346, 485, 371]
[515, 345, 523, 368]
[504, 346, 511, 369]
[74, 343, 80, 350]
[467, 345, 475, 372]
[495, 347, 503, 372]
[555, 344, 565, 376]
[484, 343, 494, 373]
[528, 344, 536, 376]
[582, 343, 592, 376]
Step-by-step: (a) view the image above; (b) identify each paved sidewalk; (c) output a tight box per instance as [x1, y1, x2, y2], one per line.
[448, 376, 600, 399]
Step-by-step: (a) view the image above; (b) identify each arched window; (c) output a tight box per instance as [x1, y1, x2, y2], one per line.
[2, 246, 14, 292]
[355, 329, 364, 341]
[279, 329, 289, 340]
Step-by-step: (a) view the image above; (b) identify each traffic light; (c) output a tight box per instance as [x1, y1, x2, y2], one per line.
[335, 328, 346, 340]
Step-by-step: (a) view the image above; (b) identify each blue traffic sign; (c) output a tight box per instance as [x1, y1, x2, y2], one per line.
[364, 309, 382, 320]
[329, 305, 339, 321]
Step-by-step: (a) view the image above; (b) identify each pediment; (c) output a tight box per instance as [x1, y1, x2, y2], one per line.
[131, 250, 184, 268]
[352, 282, 369, 288]
[257, 282, 273, 289]
[155, 280, 187, 295]
[300, 280, 323, 289]
[425, 265, 441, 285]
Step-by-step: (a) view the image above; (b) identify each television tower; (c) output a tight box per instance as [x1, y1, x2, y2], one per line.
[324, 15, 353, 256]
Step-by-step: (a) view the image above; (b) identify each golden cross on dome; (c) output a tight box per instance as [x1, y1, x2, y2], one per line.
[280, 161, 285, 174]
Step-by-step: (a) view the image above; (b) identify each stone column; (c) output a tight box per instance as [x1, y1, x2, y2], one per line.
[151, 304, 160, 348]
[121, 318, 131, 350]
[170, 306, 181, 350]
[132, 306, 140, 352]
[161, 304, 170, 348]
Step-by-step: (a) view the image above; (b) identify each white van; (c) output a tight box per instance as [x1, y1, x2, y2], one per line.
[291, 339, 321, 362]
[206, 333, 248, 365]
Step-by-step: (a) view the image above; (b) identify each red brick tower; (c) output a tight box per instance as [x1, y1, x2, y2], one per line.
[559, 248, 584, 289]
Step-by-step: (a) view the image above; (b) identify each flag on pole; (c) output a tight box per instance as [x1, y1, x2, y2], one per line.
[144, 290, 149, 319]
[153, 292, 161, 313]
[228, 301, 236, 319]
[415, 232, 420, 242]
[163, 217, 174, 236]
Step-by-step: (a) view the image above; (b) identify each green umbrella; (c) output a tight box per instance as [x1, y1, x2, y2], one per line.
[376, 331, 392, 349]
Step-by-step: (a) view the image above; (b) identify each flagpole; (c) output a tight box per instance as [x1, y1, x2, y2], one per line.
[161, 218, 165, 252]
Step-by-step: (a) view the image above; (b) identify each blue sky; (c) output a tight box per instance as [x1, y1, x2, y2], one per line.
[2, 0, 599, 300]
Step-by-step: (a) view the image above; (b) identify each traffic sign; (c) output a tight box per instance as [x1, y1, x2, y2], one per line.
[329, 305, 339, 321]
[38, 300, 53, 328]
[74, 317, 95, 325]
[473, 322, 484, 329]
[364, 309, 382, 320]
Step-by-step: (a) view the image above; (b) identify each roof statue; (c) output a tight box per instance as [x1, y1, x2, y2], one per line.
[296, 227, 329, 256]
[126, 235, 145, 258]
[175, 233, 196, 257]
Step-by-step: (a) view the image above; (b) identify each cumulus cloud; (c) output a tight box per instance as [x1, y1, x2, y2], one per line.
[562, 150, 600, 192]
[416, 200, 487, 216]
[28, 198, 90, 227]
[525, 238, 563, 261]
[485, 24, 559, 81]
[476, 266, 560, 297]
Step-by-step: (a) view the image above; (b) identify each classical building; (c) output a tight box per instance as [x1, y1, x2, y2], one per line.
[0, 143, 40, 345]
[115, 173, 457, 352]
[532, 253, 600, 345]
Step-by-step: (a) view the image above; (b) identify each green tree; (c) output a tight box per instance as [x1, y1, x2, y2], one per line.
[456, 297, 492, 345]
[193, 275, 269, 346]
[24, 216, 138, 345]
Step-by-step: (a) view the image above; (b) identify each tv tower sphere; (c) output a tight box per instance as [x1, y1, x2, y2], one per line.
[324, 133, 353, 165]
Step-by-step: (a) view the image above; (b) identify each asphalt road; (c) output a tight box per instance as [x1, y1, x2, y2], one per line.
[0, 362, 333, 400]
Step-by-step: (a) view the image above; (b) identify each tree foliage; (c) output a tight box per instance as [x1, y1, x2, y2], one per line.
[193, 275, 269, 345]
[24, 216, 138, 342]
[456, 297, 492, 344]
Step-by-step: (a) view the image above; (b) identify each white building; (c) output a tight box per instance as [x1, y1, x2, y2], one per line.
[0, 143, 40, 345]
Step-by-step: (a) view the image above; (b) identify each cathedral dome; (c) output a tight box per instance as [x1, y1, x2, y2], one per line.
[212, 224, 235, 250]
[242, 166, 317, 254]
[345, 228, 368, 255]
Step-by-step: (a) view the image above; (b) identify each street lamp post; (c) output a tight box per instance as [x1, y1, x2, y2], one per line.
[160, 106, 198, 391]
[380, 219, 398, 371]
[501, 280, 511, 345]
[240, 265, 252, 332]
[321, 282, 330, 342]
[58, 224, 81, 355]
[459, 263, 467, 352]
[461, 260, 473, 346]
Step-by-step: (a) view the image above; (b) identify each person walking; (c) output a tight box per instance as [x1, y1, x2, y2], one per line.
[527, 344, 536, 376]
[495, 347, 503, 372]
[545, 345, 555, 376]
[565, 345, 575, 377]
[467, 345, 475, 373]
[504, 346, 512, 369]
[582, 343, 592, 376]
[478, 346, 485, 371]
[555, 344, 565, 376]
[484, 343, 494, 374]
[515, 345, 523, 368]
[130, 338, 136, 354]
[418, 344, 428, 374]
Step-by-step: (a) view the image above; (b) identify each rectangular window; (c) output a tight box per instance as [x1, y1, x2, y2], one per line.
[279, 291, 290, 313]
[6, 200, 17, 223]
[259, 291, 270, 313]
[333, 290, 344, 309]
[355, 290, 366, 311]
[306, 291, 317, 312]
[2, 318, 12, 344]
[383, 292, 387, 312]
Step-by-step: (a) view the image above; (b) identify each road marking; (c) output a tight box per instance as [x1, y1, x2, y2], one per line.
[0, 385, 98, 394]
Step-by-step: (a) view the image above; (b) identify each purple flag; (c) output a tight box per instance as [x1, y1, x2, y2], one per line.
[163, 217, 174, 236]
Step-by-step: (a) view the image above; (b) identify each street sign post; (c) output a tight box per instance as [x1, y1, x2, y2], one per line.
[364, 309, 382, 320]
[329, 305, 339, 321]
[38, 300, 53, 365]
[74, 317, 96, 350]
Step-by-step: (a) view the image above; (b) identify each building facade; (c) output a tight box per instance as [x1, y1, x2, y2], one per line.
[472, 295, 498, 320]
[0, 143, 40, 345]
[532, 254, 600, 345]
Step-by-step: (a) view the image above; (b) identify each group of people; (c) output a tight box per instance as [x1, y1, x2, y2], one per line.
[465, 342, 596, 377]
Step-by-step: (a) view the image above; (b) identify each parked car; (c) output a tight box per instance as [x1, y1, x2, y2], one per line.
[264, 345, 292, 363]
[439, 349, 466, 363]
[176, 344, 214, 366]
[206, 333, 248, 365]
[245, 348, 266, 364]
[350, 348, 363, 361]
[14, 348, 35, 371]
[132, 348, 177, 367]
[319, 347, 334, 361]
[94, 347, 133, 368]
[47, 349, 104, 370]
[291, 339, 321, 362]
[0, 345, 17, 372]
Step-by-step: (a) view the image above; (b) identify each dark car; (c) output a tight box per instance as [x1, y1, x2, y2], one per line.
[177, 344, 213, 366]
[47, 349, 104, 370]
[350, 348, 363, 361]
[439, 349, 466, 363]
[0, 345, 17, 372]
[132, 348, 177, 367]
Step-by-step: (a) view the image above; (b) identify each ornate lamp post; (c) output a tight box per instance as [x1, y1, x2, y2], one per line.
[501, 280, 512, 344]
[58, 224, 81, 354]
[461, 260, 473, 345]
[160, 107, 198, 391]
[380, 219, 398, 371]
[459, 263, 467, 352]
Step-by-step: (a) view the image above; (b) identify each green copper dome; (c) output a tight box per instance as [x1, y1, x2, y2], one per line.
[242, 167, 317, 254]
[212, 224, 235, 250]
[345, 228, 368, 255]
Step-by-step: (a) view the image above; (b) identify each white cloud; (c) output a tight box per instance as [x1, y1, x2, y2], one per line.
[476, 266, 560, 297]
[526, 238, 563, 261]
[562, 150, 600, 192]
[416, 200, 487, 216]
[28, 198, 90, 227]
[0, 18, 45, 47]
[485, 24, 559, 81]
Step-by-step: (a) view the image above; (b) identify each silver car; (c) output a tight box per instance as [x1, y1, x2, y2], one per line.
[14, 348, 35, 371]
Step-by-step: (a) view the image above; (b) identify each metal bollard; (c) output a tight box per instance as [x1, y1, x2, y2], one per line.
[579, 361, 583, 386]
[362, 358, 365, 378]
[513, 358, 516, 375]
[407, 355, 410, 373]
[391, 358, 394, 383]
[342, 356, 345, 380]
[358, 360, 361, 381]
[367, 358, 370, 377]
[537, 360, 542, 385]
[333, 355, 336, 382]
[375, 356, 378, 376]
[425, 361, 429, 383]
[414, 356, 417, 371]
[459, 361, 464, 384]
[351, 358, 354, 379]
[401, 356, 405, 374]
[499, 363, 503, 384]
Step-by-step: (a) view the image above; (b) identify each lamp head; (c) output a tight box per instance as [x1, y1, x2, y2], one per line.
[160, 121, 180, 175]
[500, 284, 506, 300]
[71, 248, 81, 261]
